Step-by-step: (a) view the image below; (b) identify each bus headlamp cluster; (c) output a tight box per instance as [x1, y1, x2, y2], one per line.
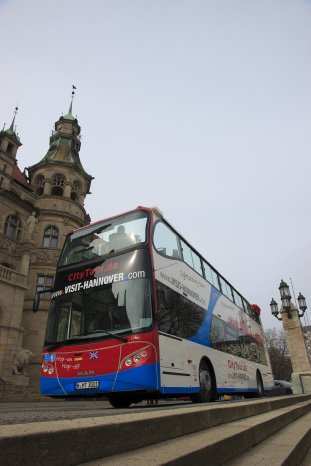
[122, 348, 149, 369]
[42, 364, 54, 375]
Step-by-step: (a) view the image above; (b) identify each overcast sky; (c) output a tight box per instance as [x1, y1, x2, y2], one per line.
[1, 0, 311, 330]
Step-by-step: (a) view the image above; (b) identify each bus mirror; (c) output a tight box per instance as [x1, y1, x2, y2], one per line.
[33, 293, 41, 313]
[33, 288, 53, 313]
[164, 289, 174, 310]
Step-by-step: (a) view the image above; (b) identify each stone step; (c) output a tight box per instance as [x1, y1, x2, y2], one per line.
[80, 399, 311, 466]
[0, 395, 310, 466]
[223, 410, 311, 466]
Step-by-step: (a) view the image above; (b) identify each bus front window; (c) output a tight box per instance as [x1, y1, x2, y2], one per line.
[59, 210, 148, 266]
[45, 278, 153, 345]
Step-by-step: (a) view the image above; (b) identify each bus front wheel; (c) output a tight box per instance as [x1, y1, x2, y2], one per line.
[108, 394, 133, 409]
[191, 359, 214, 403]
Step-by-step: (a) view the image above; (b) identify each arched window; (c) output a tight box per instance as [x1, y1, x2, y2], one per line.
[4, 214, 22, 241]
[34, 174, 45, 195]
[51, 174, 65, 196]
[70, 180, 81, 201]
[43, 226, 58, 248]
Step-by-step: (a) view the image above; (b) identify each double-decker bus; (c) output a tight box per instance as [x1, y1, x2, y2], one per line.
[37, 206, 273, 408]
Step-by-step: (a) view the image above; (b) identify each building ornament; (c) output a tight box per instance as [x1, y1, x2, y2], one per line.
[25, 212, 38, 241]
[35, 249, 60, 264]
[20, 242, 35, 255]
[0, 237, 21, 257]
[12, 348, 35, 376]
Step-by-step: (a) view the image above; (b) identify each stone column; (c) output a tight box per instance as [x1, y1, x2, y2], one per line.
[43, 179, 52, 195]
[64, 182, 72, 198]
[280, 303, 311, 394]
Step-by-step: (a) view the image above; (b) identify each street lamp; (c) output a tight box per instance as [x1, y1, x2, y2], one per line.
[297, 292, 307, 318]
[270, 280, 307, 321]
[270, 281, 311, 395]
[279, 279, 292, 318]
[270, 298, 281, 320]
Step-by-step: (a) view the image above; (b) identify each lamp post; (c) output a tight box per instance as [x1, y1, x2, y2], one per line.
[270, 280, 311, 394]
[270, 280, 307, 321]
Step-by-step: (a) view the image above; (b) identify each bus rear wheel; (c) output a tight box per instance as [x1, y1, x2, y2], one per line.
[108, 394, 133, 409]
[256, 372, 264, 397]
[191, 360, 214, 403]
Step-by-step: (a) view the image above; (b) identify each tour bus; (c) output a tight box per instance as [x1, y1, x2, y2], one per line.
[37, 206, 273, 408]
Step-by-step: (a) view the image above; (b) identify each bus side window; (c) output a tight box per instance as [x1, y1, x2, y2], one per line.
[153, 222, 181, 259]
[156, 281, 180, 335]
[233, 289, 243, 310]
[203, 261, 220, 291]
[180, 240, 203, 276]
[219, 276, 233, 301]
[243, 299, 253, 317]
[210, 315, 225, 349]
[156, 281, 205, 339]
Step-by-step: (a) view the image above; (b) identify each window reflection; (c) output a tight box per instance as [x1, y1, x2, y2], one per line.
[153, 222, 181, 258]
[45, 279, 152, 344]
[60, 211, 148, 266]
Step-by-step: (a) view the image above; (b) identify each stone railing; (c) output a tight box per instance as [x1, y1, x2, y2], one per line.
[0, 265, 28, 288]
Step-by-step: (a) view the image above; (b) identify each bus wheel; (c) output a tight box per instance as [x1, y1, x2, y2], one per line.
[191, 360, 214, 403]
[108, 394, 133, 409]
[256, 372, 264, 397]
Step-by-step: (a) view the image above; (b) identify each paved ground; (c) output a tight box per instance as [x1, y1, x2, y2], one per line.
[0, 399, 195, 425]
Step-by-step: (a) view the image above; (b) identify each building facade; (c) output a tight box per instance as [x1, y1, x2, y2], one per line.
[303, 325, 311, 359]
[0, 103, 93, 399]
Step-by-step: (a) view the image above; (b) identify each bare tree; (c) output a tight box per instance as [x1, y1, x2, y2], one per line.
[264, 328, 292, 381]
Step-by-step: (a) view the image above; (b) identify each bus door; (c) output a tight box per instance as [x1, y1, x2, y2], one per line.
[158, 332, 193, 392]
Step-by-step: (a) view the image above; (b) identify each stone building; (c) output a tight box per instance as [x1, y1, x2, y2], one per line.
[303, 325, 311, 359]
[0, 102, 93, 399]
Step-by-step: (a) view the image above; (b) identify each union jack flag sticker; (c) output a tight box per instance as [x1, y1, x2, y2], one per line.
[89, 351, 99, 360]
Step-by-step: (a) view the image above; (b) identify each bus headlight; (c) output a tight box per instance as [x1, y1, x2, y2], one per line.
[43, 365, 48, 373]
[48, 367, 54, 375]
[120, 345, 153, 370]
[134, 354, 141, 363]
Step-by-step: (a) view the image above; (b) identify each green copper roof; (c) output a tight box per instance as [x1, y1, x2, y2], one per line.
[1, 110, 21, 142]
[63, 98, 75, 121]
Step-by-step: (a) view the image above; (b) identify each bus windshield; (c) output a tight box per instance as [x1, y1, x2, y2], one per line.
[59, 210, 148, 266]
[45, 277, 153, 345]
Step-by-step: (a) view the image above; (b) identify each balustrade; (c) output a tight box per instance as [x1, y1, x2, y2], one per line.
[0, 265, 27, 288]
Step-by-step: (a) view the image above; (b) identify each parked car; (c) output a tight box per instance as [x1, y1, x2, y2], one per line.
[271, 380, 293, 396]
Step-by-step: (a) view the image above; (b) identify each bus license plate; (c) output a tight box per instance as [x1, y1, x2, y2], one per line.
[75, 381, 99, 390]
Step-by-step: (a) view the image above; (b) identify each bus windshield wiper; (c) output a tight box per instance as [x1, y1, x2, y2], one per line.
[46, 336, 86, 351]
[46, 330, 127, 351]
[86, 330, 127, 342]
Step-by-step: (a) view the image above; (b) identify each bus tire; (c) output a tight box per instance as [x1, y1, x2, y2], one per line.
[256, 371, 264, 397]
[108, 394, 133, 409]
[191, 359, 215, 403]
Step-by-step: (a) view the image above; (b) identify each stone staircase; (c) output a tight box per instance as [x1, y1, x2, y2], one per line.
[89, 397, 311, 466]
[0, 395, 311, 466]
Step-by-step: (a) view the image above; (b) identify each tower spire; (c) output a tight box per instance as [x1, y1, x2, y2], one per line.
[9, 106, 18, 131]
[64, 86, 76, 120]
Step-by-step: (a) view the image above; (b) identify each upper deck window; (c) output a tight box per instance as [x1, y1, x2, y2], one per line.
[153, 222, 181, 259]
[219, 276, 233, 301]
[203, 261, 220, 291]
[180, 240, 203, 276]
[59, 210, 148, 266]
